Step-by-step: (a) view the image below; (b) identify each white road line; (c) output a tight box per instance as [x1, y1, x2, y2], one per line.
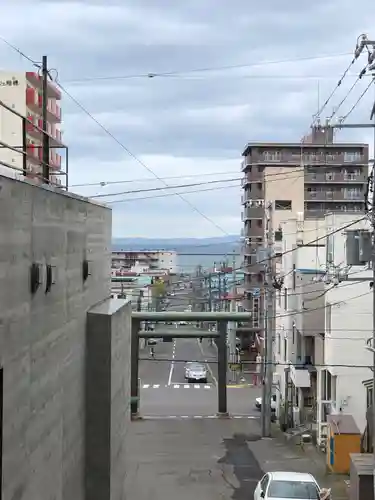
[204, 385, 211, 389]
[193, 415, 203, 418]
[152, 384, 160, 388]
[173, 384, 180, 388]
[142, 384, 150, 389]
[193, 384, 200, 389]
[184, 384, 189, 389]
[167, 339, 176, 386]
[197, 339, 218, 386]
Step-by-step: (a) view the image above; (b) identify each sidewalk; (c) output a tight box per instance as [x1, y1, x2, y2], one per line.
[248, 424, 349, 500]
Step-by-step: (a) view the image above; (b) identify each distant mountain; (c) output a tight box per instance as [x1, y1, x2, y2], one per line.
[112, 235, 240, 251]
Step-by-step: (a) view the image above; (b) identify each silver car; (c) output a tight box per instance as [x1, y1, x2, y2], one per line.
[184, 362, 207, 383]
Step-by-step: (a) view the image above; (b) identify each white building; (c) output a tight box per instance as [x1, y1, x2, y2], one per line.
[274, 213, 372, 447]
[112, 250, 178, 274]
[0, 71, 63, 185]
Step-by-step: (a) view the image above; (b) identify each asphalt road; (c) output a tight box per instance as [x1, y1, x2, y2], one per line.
[139, 332, 262, 417]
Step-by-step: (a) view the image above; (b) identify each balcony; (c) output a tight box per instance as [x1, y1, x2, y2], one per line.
[305, 190, 364, 202]
[26, 116, 63, 146]
[26, 87, 61, 123]
[26, 72, 62, 100]
[256, 152, 366, 166]
[242, 204, 265, 220]
[305, 172, 367, 184]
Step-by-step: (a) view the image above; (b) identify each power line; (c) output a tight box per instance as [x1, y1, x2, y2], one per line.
[91, 177, 240, 199]
[312, 55, 357, 124]
[339, 76, 375, 123]
[70, 170, 240, 188]
[0, 35, 232, 237]
[62, 51, 353, 84]
[106, 170, 306, 204]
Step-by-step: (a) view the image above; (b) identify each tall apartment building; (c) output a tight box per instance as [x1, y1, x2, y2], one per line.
[0, 71, 63, 184]
[112, 249, 178, 274]
[241, 125, 368, 320]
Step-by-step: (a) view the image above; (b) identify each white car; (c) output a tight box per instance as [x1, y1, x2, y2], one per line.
[184, 362, 207, 383]
[179, 320, 188, 325]
[255, 395, 277, 412]
[254, 471, 321, 500]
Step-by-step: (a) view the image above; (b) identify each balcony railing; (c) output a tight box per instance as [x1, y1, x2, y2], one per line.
[26, 87, 61, 122]
[26, 71, 62, 100]
[26, 115, 63, 145]
[305, 190, 363, 202]
[256, 152, 366, 165]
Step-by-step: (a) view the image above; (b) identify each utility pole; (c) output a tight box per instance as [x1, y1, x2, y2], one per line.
[261, 201, 275, 438]
[41, 55, 50, 184]
[228, 252, 238, 380]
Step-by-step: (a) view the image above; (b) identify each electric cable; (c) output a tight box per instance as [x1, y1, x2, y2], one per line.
[63, 51, 353, 84]
[339, 76, 375, 123]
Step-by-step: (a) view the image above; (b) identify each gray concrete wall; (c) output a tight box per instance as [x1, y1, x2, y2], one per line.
[85, 299, 131, 500]
[0, 175, 111, 500]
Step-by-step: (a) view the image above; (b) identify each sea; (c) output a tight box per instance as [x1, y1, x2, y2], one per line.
[112, 242, 242, 274]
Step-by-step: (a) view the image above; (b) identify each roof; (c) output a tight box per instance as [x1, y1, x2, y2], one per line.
[242, 142, 368, 156]
[269, 472, 316, 482]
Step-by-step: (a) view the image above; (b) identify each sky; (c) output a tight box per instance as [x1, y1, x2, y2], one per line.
[0, 0, 375, 238]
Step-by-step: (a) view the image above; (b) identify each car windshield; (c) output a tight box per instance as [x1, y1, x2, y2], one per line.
[188, 363, 204, 371]
[268, 480, 319, 499]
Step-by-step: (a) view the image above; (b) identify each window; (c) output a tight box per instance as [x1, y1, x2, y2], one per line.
[366, 386, 373, 409]
[326, 172, 334, 180]
[268, 481, 319, 500]
[260, 474, 270, 492]
[257, 183, 262, 191]
[257, 219, 263, 228]
[275, 200, 292, 210]
[284, 338, 287, 360]
[258, 165, 264, 172]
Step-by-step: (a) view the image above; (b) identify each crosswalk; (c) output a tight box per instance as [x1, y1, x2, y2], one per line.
[142, 383, 212, 390]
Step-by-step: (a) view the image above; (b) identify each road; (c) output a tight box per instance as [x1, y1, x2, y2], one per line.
[139, 330, 262, 417]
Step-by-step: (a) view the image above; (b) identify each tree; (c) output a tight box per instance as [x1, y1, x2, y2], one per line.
[151, 279, 166, 298]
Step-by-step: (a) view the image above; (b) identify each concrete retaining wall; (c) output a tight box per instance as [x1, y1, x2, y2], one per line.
[0, 175, 117, 499]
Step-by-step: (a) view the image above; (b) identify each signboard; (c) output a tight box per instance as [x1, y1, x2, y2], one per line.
[252, 288, 260, 297]
[0, 78, 19, 87]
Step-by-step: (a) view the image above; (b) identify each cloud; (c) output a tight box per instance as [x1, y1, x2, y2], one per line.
[0, 0, 374, 238]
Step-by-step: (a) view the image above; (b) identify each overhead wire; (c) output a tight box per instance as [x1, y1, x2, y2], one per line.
[0, 36, 231, 236]
[62, 51, 353, 84]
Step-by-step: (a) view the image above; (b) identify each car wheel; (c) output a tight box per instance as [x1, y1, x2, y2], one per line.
[202, 379, 207, 384]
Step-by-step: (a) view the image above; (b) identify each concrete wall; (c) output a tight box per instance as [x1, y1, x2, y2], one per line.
[86, 299, 131, 500]
[0, 174, 113, 499]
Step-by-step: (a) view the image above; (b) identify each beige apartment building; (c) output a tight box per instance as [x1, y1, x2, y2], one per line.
[0, 71, 64, 185]
[241, 125, 368, 319]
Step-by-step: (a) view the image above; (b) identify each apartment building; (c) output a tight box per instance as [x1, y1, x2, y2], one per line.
[0, 71, 63, 184]
[111, 249, 178, 274]
[274, 213, 372, 449]
[241, 125, 368, 329]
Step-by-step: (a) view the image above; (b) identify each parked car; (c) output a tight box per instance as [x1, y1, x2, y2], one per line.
[184, 362, 207, 383]
[255, 394, 277, 412]
[254, 471, 321, 500]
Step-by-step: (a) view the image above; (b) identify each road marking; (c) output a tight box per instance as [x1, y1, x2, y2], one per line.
[167, 339, 176, 386]
[193, 384, 200, 389]
[142, 384, 150, 389]
[184, 384, 190, 388]
[193, 415, 203, 418]
[197, 339, 218, 386]
[152, 384, 160, 388]
[204, 385, 211, 389]
[174, 384, 180, 388]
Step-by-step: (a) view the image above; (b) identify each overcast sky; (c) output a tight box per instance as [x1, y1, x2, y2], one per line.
[0, 0, 374, 238]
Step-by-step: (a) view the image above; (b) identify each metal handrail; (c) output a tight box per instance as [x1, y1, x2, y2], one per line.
[131, 311, 251, 321]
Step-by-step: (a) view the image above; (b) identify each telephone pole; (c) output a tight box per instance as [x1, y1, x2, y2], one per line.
[261, 201, 275, 438]
[41, 55, 50, 184]
[228, 252, 238, 379]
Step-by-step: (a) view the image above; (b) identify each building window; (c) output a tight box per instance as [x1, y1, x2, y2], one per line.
[366, 387, 373, 409]
[263, 151, 281, 162]
[284, 338, 287, 360]
[258, 165, 264, 172]
[257, 183, 262, 191]
[257, 273, 263, 283]
[275, 200, 292, 210]
[326, 172, 334, 181]
[257, 219, 262, 228]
